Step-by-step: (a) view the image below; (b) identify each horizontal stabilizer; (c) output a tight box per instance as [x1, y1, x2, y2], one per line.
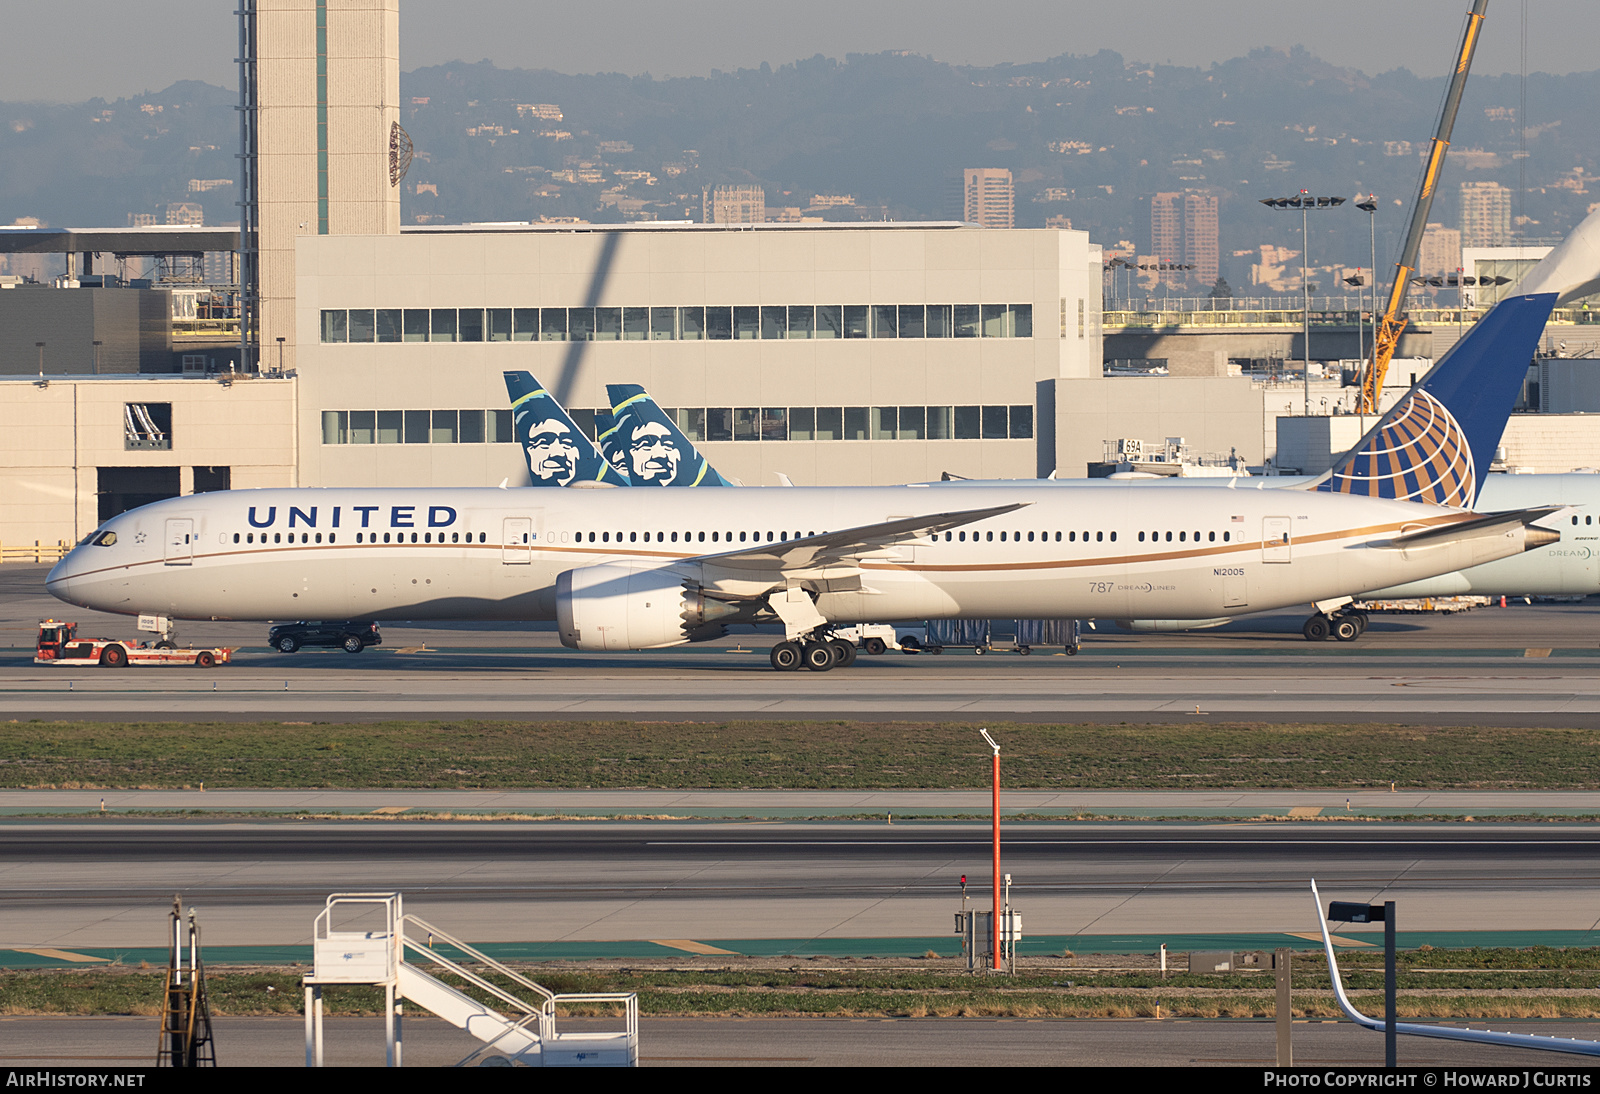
[1389, 506, 1563, 549]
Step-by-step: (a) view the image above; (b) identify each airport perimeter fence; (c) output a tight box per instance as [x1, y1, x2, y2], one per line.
[0, 542, 70, 564]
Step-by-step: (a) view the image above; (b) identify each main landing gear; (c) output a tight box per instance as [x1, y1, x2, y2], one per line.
[1302, 609, 1368, 643]
[769, 631, 860, 672]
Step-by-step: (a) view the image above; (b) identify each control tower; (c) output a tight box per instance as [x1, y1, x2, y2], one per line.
[254, 0, 401, 373]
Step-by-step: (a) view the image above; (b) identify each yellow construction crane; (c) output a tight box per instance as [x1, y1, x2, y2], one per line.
[1359, 0, 1490, 414]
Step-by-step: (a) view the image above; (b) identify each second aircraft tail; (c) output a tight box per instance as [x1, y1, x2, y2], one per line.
[602, 384, 735, 487]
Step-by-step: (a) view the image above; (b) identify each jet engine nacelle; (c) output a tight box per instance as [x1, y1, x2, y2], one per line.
[556, 561, 748, 651]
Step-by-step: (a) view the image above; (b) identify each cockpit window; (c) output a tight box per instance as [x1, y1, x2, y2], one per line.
[92, 531, 117, 547]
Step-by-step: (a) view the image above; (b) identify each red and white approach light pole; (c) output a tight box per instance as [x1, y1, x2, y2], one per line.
[980, 728, 1002, 970]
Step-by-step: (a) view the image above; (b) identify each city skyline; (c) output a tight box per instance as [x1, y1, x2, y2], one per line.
[2, 0, 1594, 105]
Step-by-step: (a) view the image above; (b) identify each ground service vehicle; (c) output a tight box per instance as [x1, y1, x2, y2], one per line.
[268, 621, 382, 654]
[33, 620, 232, 668]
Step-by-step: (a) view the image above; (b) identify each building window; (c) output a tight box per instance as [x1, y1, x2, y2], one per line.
[954, 405, 981, 440]
[348, 309, 375, 343]
[319, 302, 1037, 345]
[320, 310, 347, 343]
[513, 308, 538, 341]
[125, 403, 172, 450]
[540, 308, 567, 341]
[430, 309, 456, 342]
[487, 308, 513, 342]
[982, 405, 1009, 439]
[377, 309, 403, 342]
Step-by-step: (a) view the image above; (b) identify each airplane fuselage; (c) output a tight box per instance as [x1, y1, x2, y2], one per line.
[47, 484, 1546, 630]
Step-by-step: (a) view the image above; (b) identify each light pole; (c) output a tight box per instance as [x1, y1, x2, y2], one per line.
[980, 728, 1002, 972]
[92, 339, 103, 376]
[35, 341, 45, 381]
[1261, 192, 1345, 415]
[1328, 898, 1397, 1068]
[1356, 196, 1377, 398]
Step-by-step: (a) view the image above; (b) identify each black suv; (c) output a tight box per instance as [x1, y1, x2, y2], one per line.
[268, 621, 382, 654]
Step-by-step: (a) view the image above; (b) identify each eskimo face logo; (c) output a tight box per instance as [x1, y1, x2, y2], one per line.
[1323, 390, 1475, 508]
[627, 421, 682, 484]
[524, 417, 581, 486]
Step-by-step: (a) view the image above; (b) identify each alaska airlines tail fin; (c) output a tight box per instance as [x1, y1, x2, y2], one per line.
[602, 384, 735, 487]
[1314, 292, 1556, 508]
[593, 408, 633, 482]
[502, 371, 629, 487]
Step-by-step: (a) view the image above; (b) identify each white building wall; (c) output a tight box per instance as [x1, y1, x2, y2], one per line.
[294, 224, 1098, 487]
[0, 376, 297, 549]
[1500, 414, 1600, 473]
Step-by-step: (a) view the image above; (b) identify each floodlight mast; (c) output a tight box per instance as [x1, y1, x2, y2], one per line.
[980, 729, 1002, 971]
[1358, 0, 1489, 413]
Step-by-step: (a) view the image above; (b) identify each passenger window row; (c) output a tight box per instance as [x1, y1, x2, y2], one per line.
[565, 530, 818, 544]
[320, 304, 1035, 344]
[227, 532, 492, 545]
[221, 526, 1243, 550]
[1138, 530, 1233, 543]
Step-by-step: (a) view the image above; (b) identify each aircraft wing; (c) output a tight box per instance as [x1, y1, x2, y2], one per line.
[693, 502, 1028, 573]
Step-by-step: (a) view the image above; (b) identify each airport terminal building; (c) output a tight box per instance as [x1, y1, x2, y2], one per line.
[8, 0, 1600, 553]
[295, 222, 1104, 489]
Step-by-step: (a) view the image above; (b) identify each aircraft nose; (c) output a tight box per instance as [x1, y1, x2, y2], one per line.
[45, 552, 80, 604]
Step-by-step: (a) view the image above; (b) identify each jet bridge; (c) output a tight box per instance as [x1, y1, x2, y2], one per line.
[304, 893, 638, 1067]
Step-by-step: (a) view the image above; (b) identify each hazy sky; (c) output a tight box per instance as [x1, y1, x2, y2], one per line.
[2, 1, 1589, 102]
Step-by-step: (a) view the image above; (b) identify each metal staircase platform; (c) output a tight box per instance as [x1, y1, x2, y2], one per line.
[304, 892, 637, 1067]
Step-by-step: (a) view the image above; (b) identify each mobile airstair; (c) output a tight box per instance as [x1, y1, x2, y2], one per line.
[304, 893, 637, 1067]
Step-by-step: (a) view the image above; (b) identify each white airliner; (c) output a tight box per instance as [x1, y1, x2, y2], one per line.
[45, 295, 1560, 672]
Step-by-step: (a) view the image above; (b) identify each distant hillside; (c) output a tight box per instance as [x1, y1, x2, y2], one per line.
[2, 50, 1596, 285]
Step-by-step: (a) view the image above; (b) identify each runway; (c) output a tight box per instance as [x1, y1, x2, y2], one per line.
[7, 563, 1600, 721]
[5, 822, 1600, 949]
[9, 1015, 1600, 1067]
[8, 788, 1600, 819]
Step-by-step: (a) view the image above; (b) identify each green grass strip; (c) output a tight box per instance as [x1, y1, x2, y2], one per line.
[3, 719, 1600, 790]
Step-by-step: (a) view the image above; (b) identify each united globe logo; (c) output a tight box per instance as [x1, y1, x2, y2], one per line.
[1321, 390, 1475, 508]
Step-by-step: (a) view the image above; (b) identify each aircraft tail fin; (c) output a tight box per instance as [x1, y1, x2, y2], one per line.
[1314, 293, 1556, 508]
[502, 371, 629, 487]
[603, 384, 736, 486]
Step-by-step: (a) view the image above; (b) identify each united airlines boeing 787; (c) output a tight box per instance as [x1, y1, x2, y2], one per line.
[45, 295, 1560, 671]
